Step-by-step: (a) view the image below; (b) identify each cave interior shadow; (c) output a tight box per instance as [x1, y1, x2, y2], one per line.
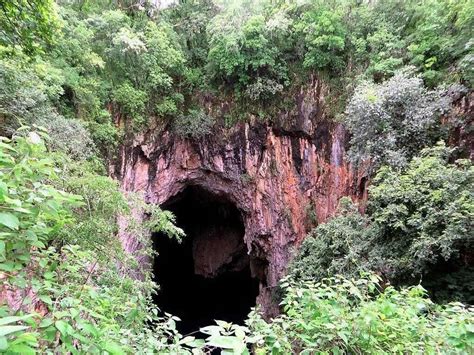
[152, 185, 259, 335]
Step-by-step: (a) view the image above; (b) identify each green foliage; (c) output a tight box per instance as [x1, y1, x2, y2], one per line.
[0, 57, 62, 135]
[289, 197, 373, 282]
[368, 143, 474, 281]
[197, 275, 474, 354]
[248, 274, 474, 354]
[404, 0, 474, 87]
[43, 117, 96, 160]
[1, 1, 473, 353]
[113, 82, 148, 129]
[86, 120, 121, 155]
[199, 320, 254, 354]
[345, 69, 451, 169]
[0, 0, 59, 54]
[295, 7, 346, 72]
[289, 144, 473, 303]
[0, 129, 82, 272]
[166, 0, 218, 68]
[207, 1, 289, 100]
[173, 109, 215, 139]
[52, 155, 128, 257]
[105, 18, 185, 120]
[0, 130, 193, 353]
[1, 0, 472, 136]
[0, 243, 197, 354]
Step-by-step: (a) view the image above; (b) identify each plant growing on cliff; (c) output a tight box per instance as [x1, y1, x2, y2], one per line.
[367, 142, 474, 284]
[289, 197, 374, 282]
[295, 6, 347, 73]
[207, 2, 289, 100]
[289, 143, 474, 303]
[0, 129, 82, 272]
[344, 69, 451, 170]
[0, 57, 62, 135]
[173, 109, 215, 139]
[0, 0, 59, 54]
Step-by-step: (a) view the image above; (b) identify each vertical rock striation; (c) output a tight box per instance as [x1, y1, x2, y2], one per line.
[114, 79, 367, 315]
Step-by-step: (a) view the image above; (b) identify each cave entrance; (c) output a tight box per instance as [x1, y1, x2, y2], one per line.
[152, 186, 259, 335]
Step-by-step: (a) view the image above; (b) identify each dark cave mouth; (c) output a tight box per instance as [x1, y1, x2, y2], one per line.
[152, 186, 260, 335]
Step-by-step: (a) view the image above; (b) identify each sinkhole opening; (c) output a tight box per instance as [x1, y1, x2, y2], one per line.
[152, 185, 259, 335]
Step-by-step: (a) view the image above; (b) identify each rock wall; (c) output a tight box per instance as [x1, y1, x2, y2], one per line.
[114, 78, 367, 314]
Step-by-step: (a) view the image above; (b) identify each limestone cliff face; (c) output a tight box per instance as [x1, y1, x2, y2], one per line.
[114, 78, 367, 314]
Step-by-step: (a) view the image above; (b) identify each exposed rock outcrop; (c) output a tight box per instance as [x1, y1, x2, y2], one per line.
[114, 79, 367, 315]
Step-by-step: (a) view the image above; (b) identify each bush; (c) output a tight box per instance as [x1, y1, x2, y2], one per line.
[42, 116, 96, 160]
[288, 197, 373, 282]
[295, 7, 346, 72]
[289, 144, 473, 302]
[249, 274, 474, 354]
[87, 120, 121, 154]
[368, 143, 474, 282]
[207, 4, 289, 100]
[0, 130, 193, 353]
[345, 69, 451, 170]
[200, 275, 474, 354]
[113, 82, 148, 128]
[0, 58, 62, 135]
[0, 129, 81, 271]
[173, 109, 215, 138]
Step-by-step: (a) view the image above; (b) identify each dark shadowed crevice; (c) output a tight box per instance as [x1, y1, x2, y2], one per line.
[152, 185, 259, 335]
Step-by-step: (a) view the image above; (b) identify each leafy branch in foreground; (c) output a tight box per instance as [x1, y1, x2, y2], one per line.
[211, 274, 474, 354]
[0, 130, 193, 353]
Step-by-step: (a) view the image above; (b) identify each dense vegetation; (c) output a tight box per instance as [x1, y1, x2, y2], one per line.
[290, 144, 473, 301]
[0, 0, 473, 353]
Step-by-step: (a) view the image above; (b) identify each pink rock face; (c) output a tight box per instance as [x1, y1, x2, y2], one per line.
[113, 78, 372, 315]
[115, 93, 368, 316]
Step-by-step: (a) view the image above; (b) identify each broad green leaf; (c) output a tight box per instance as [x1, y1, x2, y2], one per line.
[0, 325, 28, 337]
[0, 315, 33, 326]
[179, 336, 196, 345]
[206, 335, 243, 349]
[0, 213, 19, 230]
[55, 320, 73, 336]
[200, 325, 222, 336]
[78, 321, 98, 337]
[39, 318, 54, 328]
[102, 341, 123, 354]
[39, 295, 53, 305]
[216, 320, 231, 328]
[0, 336, 7, 351]
[0, 241, 5, 260]
[8, 343, 36, 355]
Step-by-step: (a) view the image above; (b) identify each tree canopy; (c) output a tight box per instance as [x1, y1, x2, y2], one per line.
[0, 0, 473, 353]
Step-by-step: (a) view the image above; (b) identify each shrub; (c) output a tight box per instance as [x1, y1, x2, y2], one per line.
[87, 120, 121, 154]
[0, 0, 59, 54]
[113, 82, 148, 128]
[253, 274, 474, 354]
[295, 8, 346, 72]
[368, 143, 474, 282]
[201, 275, 474, 354]
[0, 130, 193, 353]
[289, 144, 473, 303]
[244, 77, 284, 101]
[173, 109, 215, 138]
[0, 58, 61, 135]
[207, 4, 289, 100]
[288, 197, 373, 282]
[345, 69, 451, 170]
[42, 116, 96, 160]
